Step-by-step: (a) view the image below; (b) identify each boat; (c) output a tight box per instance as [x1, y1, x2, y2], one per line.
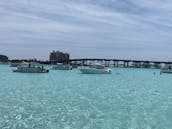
[160, 68, 172, 74]
[10, 62, 21, 67]
[51, 63, 72, 70]
[79, 63, 112, 74]
[13, 62, 49, 73]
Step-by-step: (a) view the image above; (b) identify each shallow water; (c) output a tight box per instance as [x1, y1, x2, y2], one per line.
[0, 64, 172, 129]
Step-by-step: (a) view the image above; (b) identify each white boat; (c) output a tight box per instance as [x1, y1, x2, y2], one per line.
[79, 63, 112, 74]
[13, 62, 49, 73]
[51, 63, 72, 70]
[160, 68, 172, 74]
[10, 62, 21, 67]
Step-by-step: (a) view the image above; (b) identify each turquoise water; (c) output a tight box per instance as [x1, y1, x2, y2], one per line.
[0, 65, 172, 129]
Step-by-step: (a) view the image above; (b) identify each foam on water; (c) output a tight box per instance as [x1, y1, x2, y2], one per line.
[0, 65, 172, 129]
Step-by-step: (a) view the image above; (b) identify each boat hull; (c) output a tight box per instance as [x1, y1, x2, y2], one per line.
[51, 66, 72, 70]
[79, 67, 111, 74]
[13, 67, 49, 73]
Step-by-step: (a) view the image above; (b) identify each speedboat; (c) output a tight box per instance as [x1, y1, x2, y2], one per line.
[13, 62, 49, 73]
[160, 68, 172, 74]
[51, 63, 72, 70]
[79, 63, 112, 74]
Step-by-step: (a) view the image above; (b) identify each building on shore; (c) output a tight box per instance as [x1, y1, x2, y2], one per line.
[0, 54, 8, 63]
[49, 51, 70, 64]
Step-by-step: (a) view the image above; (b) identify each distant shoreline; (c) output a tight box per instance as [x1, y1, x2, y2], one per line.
[2, 58, 172, 69]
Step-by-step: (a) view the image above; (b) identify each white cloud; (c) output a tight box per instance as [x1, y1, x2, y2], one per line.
[0, 0, 172, 61]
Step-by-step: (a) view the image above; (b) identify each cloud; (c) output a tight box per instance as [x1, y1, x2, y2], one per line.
[0, 0, 172, 61]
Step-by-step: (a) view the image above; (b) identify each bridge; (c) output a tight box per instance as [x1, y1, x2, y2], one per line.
[68, 58, 172, 68]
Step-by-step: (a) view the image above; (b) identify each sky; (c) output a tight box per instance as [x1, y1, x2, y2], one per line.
[0, 0, 172, 61]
